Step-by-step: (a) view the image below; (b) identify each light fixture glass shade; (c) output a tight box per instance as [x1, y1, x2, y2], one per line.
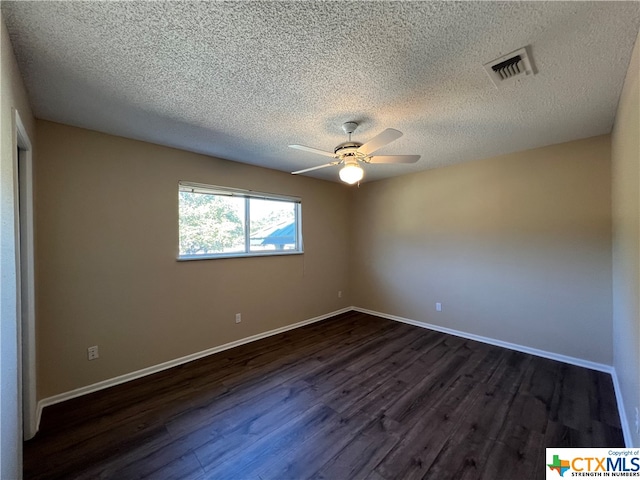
[339, 163, 364, 184]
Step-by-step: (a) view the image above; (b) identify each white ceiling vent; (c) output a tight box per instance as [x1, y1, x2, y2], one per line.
[484, 47, 536, 87]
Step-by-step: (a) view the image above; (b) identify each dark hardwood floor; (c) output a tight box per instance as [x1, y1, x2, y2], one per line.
[24, 311, 624, 480]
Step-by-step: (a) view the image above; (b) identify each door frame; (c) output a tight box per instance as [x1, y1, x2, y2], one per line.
[14, 109, 37, 440]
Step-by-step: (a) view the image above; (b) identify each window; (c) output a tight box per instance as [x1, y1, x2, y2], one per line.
[178, 182, 303, 259]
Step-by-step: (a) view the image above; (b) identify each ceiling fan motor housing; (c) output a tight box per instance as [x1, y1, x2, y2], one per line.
[334, 141, 364, 156]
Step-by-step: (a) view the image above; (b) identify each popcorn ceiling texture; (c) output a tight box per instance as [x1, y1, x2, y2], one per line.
[3, 1, 640, 182]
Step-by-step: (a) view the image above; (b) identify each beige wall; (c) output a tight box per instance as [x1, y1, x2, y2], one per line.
[35, 120, 350, 398]
[1, 11, 36, 479]
[612, 30, 640, 447]
[351, 136, 613, 365]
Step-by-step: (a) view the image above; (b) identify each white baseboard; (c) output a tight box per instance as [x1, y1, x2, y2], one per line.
[352, 307, 613, 374]
[35, 307, 352, 430]
[611, 369, 633, 447]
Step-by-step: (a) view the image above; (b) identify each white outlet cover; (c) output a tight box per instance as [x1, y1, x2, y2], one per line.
[87, 346, 99, 360]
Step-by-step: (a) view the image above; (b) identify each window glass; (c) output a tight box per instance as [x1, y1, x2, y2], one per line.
[249, 198, 297, 252]
[179, 192, 245, 255]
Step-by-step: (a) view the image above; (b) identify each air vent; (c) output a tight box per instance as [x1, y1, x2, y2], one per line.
[484, 47, 535, 87]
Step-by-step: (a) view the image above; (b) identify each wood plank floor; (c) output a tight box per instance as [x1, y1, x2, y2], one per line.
[24, 311, 624, 480]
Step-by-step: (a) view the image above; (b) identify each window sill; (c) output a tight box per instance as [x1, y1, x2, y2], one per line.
[177, 251, 304, 261]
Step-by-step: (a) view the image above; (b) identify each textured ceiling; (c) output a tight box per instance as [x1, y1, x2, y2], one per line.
[3, 1, 640, 183]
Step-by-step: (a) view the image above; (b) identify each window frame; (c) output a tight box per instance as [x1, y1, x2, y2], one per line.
[177, 181, 303, 261]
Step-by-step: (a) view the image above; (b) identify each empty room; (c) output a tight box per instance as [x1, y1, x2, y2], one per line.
[1, 1, 639, 479]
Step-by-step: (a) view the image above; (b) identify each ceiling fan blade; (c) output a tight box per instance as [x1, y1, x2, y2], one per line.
[368, 155, 421, 164]
[357, 128, 403, 155]
[291, 162, 339, 175]
[288, 144, 337, 158]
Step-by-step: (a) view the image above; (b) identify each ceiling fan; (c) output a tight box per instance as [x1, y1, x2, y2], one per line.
[289, 122, 420, 184]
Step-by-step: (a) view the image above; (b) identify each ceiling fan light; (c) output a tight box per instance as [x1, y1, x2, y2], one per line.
[339, 163, 364, 184]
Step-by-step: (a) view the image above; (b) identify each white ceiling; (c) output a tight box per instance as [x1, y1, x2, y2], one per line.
[3, 1, 639, 183]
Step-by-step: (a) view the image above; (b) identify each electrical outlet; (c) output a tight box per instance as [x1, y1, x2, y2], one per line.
[436, 302, 442, 312]
[338, 291, 342, 298]
[635, 407, 639, 435]
[87, 345, 99, 360]
[235, 313, 241, 324]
